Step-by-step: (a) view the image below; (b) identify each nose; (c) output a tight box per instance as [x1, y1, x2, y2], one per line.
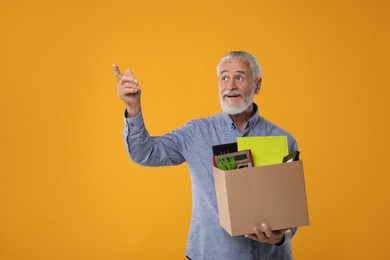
[226, 79, 237, 90]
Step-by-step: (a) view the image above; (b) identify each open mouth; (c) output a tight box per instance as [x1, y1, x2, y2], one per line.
[221, 91, 243, 103]
[225, 94, 242, 99]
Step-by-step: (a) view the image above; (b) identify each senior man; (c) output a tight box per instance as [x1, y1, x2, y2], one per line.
[114, 51, 298, 260]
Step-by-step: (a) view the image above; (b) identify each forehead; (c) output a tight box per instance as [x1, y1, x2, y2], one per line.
[219, 59, 251, 74]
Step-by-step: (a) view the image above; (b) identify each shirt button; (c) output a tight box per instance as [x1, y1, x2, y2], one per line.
[130, 123, 135, 127]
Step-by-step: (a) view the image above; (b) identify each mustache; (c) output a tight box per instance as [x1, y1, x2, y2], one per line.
[221, 90, 243, 97]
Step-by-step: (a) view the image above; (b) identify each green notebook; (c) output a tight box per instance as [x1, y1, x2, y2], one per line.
[237, 136, 288, 167]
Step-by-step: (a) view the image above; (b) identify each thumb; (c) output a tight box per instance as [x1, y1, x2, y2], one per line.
[125, 69, 138, 84]
[125, 68, 135, 78]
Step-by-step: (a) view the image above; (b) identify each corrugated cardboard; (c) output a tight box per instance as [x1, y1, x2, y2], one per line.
[213, 161, 309, 236]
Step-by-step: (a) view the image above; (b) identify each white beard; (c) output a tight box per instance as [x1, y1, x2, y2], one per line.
[219, 88, 255, 115]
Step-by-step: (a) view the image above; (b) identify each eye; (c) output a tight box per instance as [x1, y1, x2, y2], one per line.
[235, 76, 244, 81]
[221, 76, 230, 81]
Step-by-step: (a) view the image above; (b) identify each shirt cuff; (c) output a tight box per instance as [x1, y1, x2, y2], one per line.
[124, 109, 145, 133]
[274, 228, 294, 247]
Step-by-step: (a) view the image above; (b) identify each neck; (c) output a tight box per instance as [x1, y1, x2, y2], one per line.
[229, 104, 254, 132]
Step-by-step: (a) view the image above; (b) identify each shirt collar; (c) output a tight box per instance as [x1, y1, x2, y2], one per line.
[222, 103, 260, 131]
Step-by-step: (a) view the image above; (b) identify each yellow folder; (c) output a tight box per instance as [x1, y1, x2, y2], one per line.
[237, 136, 288, 167]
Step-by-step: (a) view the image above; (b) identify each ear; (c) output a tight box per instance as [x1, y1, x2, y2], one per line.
[255, 78, 262, 94]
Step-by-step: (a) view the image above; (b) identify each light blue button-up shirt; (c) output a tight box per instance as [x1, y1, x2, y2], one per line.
[124, 104, 298, 260]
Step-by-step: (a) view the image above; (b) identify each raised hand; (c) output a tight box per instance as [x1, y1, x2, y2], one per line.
[113, 64, 141, 117]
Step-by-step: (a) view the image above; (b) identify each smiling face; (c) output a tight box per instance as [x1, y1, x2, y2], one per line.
[218, 58, 261, 115]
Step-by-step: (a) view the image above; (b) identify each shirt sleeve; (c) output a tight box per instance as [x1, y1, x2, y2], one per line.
[274, 227, 298, 247]
[288, 136, 298, 154]
[123, 110, 194, 167]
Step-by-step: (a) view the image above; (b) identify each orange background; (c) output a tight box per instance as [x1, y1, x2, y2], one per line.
[0, 0, 389, 259]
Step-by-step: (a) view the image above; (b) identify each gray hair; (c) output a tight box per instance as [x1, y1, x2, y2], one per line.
[217, 51, 262, 81]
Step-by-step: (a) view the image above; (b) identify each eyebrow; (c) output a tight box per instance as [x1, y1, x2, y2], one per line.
[220, 70, 246, 75]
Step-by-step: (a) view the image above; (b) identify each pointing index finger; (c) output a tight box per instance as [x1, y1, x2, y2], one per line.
[113, 64, 122, 80]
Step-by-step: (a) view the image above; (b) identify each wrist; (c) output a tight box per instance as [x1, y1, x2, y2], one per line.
[126, 105, 141, 118]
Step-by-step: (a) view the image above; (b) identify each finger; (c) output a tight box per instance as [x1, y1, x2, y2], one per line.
[122, 82, 140, 90]
[118, 86, 140, 96]
[113, 64, 123, 80]
[253, 226, 266, 240]
[121, 87, 140, 94]
[125, 68, 136, 79]
[282, 229, 292, 235]
[122, 69, 139, 85]
[121, 76, 139, 84]
[261, 223, 272, 238]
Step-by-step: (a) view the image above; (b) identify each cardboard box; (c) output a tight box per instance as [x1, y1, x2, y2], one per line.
[213, 161, 309, 236]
